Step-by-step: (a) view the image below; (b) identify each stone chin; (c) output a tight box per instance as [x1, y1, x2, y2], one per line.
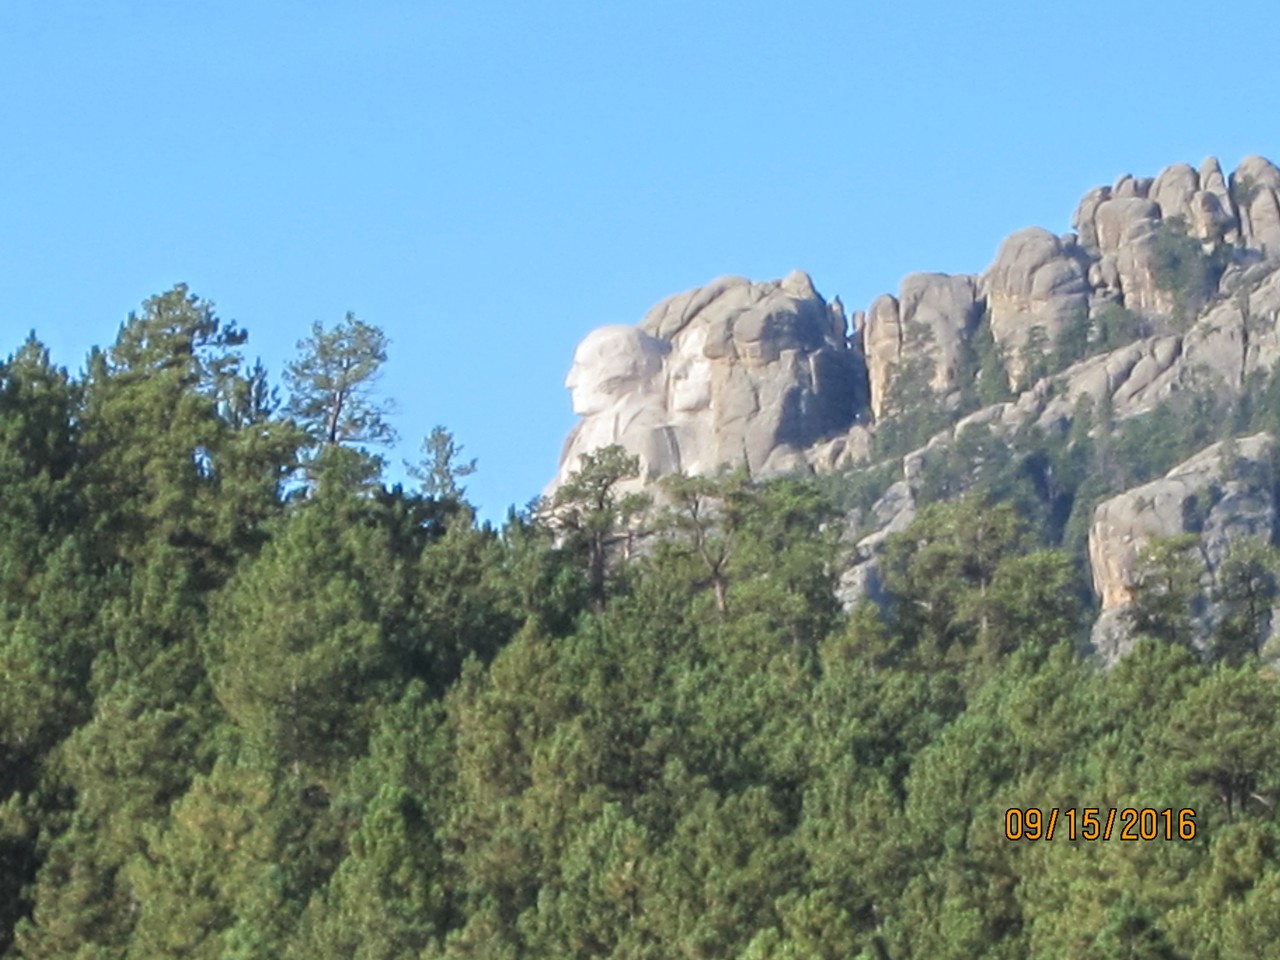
[569, 380, 625, 417]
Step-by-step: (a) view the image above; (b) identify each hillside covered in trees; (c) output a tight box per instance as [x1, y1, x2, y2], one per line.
[546, 155, 1280, 664]
[4, 277, 1280, 959]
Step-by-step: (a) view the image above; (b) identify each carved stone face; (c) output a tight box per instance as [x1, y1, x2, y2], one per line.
[668, 325, 713, 413]
[564, 325, 666, 416]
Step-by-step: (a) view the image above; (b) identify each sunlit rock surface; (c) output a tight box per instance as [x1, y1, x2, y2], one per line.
[550, 272, 867, 492]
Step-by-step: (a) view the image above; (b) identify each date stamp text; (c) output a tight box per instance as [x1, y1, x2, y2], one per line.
[1004, 807, 1197, 842]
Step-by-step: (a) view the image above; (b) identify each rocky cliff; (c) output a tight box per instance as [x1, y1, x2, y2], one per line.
[549, 271, 869, 492]
[550, 154, 1280, 655]
[554, 155, 1280, 490]
[1088, 434, 1278, 663]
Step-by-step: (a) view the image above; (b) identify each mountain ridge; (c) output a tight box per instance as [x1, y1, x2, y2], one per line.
[553, 153, 1280, 491]
[551, 152, 1280, 658]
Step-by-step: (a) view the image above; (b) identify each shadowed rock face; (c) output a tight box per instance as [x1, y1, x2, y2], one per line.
[550, 156, 1280, 536]
[1087, 434, 1277, 663]
[862, 274, 982, 417]
[982, 228, 1091, 390]
[550, 271, 867, 492]
[546, 155, 1280, 670]
[1236, 155, 1280, 255]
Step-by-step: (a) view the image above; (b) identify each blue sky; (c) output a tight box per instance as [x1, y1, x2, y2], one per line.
[4, 1, 1280, 521]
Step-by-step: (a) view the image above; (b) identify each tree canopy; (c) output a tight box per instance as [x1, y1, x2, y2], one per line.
[5, 287, 1280, 959]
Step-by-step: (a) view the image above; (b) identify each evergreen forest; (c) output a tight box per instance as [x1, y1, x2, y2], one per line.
[7, 286, 1280, 959]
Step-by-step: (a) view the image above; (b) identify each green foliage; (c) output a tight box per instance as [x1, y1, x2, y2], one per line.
[285, 312, 395, 487]
[657, 469, 751, 616]
[408, 424, 477, 501]
[1090, 893, 1186, 959]
[721, 475, 841, 644]
[1151, 216, 1229, 327]
[1106, 389, 1225, 492]
[9, 290, 1280, 959]
[1162, 665, 1280, 821]
[288, 780, 446, 960]
[1211, 537, 1280, 665]
[80, 285, 282, 572]
[1050, 302, 1150, 372]
[210, 496, 406, 776]
[814, 459, 899, 516]
[0, 336, 82, 594]
[875, 351, 952, 459]
[970, 309, 1012, 405]
[914, 422, 1045, 519]
[880, 494, 1085, 674]
[1052, 308, 1093, 369]
[547, 444, 649, 611]
[1123, 535, 1205, 648]
[1093, 302, 1149, 351]
[1018, 324, 1052, 387]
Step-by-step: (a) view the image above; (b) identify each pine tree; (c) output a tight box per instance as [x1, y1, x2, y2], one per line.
[1211, 537, 1280, 664]
[547, 444, 649, 612]
[0, 335, 82, 597]
[881, 495, 1030, 661]
[408, 425, 477, 502]
[79, 285, 250, 570]
[284, 313, 395, 490]
[1164, 666, 1280, 821]
[210, 492, 410, 779]
[658, 469, 753, 617]
[1123, 535, 1205, 648]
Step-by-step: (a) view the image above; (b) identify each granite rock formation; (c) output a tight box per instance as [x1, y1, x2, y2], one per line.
[981, 228, 1091, 390]
[861, 273, 982, 417]
[553, 155, 1280, 499]
[1032, 257, 1280, 428]
[1236, 154, 1280, 254]
[851, 156, 1280, 418]
[550, 156, 1280, 663]
[1087, 434, 1278, 663]
[550, 272, 866, 492]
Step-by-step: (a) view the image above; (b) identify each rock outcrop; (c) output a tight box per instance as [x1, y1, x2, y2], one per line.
[550, 156, 1280, 663]
[1087, 433, 1277, 662]
[861, 273, 983, 417]
[553, 156, 1280, 498]
[981, 228, 1091, 389]
[1236, 155, 1280, 255]
[1066, 158, 1270, 321]
[550, 272, 866, 492]
[835, 478, 916, 610]
[850, 155, 1279, 423]
[1031, 255, 1280, 429]
[1078, 194, 1174, 318]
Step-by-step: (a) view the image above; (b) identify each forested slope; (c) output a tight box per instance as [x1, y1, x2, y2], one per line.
[4, 287, 1280, 958]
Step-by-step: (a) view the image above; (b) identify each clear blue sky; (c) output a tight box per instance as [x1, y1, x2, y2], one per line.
[4, 1, 1280, 521]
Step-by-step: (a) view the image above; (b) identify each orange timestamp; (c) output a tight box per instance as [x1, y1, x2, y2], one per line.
[1004, 807, 1197, 842]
